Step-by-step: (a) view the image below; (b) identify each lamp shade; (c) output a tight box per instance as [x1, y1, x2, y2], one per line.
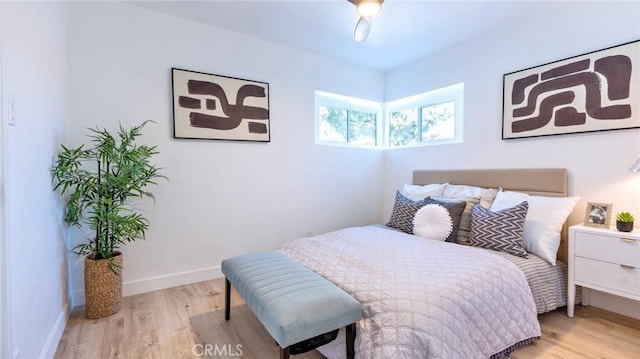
[631, 155, 640, 172]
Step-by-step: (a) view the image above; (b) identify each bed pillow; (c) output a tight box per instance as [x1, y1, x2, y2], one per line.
[443, 184, 486, 198]
[490, 191, 580, 265]
[480, 187, 501, 208]
[413, 204, 453, 241]
[387, 191, 429, 234]
[442, 184, 501, 204]
[470, 201, 529, 258]
[401, 183, 447, 201]
[431, 195, 480, 245]
[422, 198, 466, 243]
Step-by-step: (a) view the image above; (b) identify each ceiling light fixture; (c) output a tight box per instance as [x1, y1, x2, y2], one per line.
[348, 0, 384, 42]
[354, 17, 372, 43]
[356, 0, 382, 17]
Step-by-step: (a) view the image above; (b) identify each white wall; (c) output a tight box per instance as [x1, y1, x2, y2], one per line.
[0, 3, 637, 356]
[67, 2, 385, 304]
[1, 2, 70, 359]
[0, 2, 636, 356]
[0, 9, 6, 359]
[383, 1, 640, 317]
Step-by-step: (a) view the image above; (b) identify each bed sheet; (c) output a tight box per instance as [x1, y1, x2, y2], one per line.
[483, 249, 573, 314]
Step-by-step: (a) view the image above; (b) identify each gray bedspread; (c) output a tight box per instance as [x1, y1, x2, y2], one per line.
[280, 225, 541, 359]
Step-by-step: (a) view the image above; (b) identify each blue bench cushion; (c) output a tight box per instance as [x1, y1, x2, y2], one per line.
[221, 251, 362, 349]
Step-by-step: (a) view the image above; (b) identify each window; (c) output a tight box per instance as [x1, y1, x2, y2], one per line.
[315, 83, 463, 149]
[315, 91, 381, 148]
[387, 83, 464, 148]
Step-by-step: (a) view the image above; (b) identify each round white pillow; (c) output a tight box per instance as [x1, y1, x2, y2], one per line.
[413, 204, 453, 241]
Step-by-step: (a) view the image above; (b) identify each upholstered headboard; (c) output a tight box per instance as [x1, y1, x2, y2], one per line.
[412, 168, 569, 262]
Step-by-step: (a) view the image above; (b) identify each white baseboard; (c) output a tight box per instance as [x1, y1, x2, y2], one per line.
[73, 266, 223, 307]
[585, 288, 640, 320]
[39, 303, 69, 359]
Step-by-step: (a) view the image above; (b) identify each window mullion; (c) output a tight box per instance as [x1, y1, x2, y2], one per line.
[417, 107, 423, 144]
[346, 110, 351, 143]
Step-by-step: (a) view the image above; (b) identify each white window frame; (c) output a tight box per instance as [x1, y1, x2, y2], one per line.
[385, 83, 464, 149]
[314, 91, 383, 148]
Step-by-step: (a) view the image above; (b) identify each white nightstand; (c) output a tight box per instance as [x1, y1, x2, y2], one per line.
[567, 224, 640, 317]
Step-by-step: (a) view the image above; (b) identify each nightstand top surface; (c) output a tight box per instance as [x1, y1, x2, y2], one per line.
[570, 224, 640, 237]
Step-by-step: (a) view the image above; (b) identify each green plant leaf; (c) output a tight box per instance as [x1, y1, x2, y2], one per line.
[616, 211, 635, 222]
[51, 121, 166, 262]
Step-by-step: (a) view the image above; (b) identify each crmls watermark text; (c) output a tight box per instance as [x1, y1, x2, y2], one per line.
[192, 344, 244, 357]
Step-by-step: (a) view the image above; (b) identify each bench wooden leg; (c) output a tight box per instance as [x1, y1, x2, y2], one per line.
[346, 323, 356, 359]
[225, 278, 231, 320]
[280, 347, 290, 359]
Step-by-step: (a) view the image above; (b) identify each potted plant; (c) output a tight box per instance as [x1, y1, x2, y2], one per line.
[615, 211, 635, 232]
[52, 121, 164, 318]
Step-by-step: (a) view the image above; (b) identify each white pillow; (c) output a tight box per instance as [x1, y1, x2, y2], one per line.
[401, 183, 447, 201]
[413, 204, 453, 241]
[442, 184, 487, 198]
[442, 185, 502, 208]
[491, 191, 580, 265]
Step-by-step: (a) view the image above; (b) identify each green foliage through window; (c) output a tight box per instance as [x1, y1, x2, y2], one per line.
[387, 83, 463, 148]
[318, 106, 377, 147]
[389, 108, 418, 147]
[421, 101, 455, 141]
[319, 107, 348, 142]
[349, 110, 377, 146]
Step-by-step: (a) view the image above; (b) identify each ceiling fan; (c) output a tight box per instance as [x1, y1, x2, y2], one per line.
[347, 0, 385, 42]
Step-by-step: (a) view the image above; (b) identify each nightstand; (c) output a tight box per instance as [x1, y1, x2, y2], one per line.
[567, 224, 640, 317]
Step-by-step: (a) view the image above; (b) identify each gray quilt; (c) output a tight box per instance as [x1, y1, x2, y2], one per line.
[280, 225, 541, 359]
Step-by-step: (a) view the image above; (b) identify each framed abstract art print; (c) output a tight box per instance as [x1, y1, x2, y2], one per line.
[503, 40, 640, 139]
[172, 68, 270, 142]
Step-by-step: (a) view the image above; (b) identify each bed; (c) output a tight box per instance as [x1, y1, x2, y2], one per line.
[279, 168, 577, 359]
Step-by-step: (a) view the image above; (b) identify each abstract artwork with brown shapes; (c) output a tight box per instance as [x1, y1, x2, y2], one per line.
[502, 40, 639, 139]
[172, 68, 270, 142]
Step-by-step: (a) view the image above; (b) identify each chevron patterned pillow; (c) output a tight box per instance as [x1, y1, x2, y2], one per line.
[470, 201, 529, 257]
[386, 191, 428, 234]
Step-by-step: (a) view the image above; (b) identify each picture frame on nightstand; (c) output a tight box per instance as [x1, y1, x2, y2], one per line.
[583, 202, 613, 228]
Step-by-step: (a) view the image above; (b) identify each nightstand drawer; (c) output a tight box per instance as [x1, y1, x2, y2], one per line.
[575, 257, 640, 296]
[574, 231, 640, 267]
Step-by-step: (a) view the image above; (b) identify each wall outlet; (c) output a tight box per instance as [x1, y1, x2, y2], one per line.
[305, 229, 314, 237]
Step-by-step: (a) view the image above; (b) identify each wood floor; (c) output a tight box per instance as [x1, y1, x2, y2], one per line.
[54, 278, 640, 359]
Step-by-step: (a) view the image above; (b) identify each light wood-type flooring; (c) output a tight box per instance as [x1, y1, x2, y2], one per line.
[54, 278, 640, 359]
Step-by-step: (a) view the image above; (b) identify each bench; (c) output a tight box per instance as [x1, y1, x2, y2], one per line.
[221, 251, 362, 359]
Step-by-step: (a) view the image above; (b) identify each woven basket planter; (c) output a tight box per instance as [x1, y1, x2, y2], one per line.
[84, 252, 123, 319]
